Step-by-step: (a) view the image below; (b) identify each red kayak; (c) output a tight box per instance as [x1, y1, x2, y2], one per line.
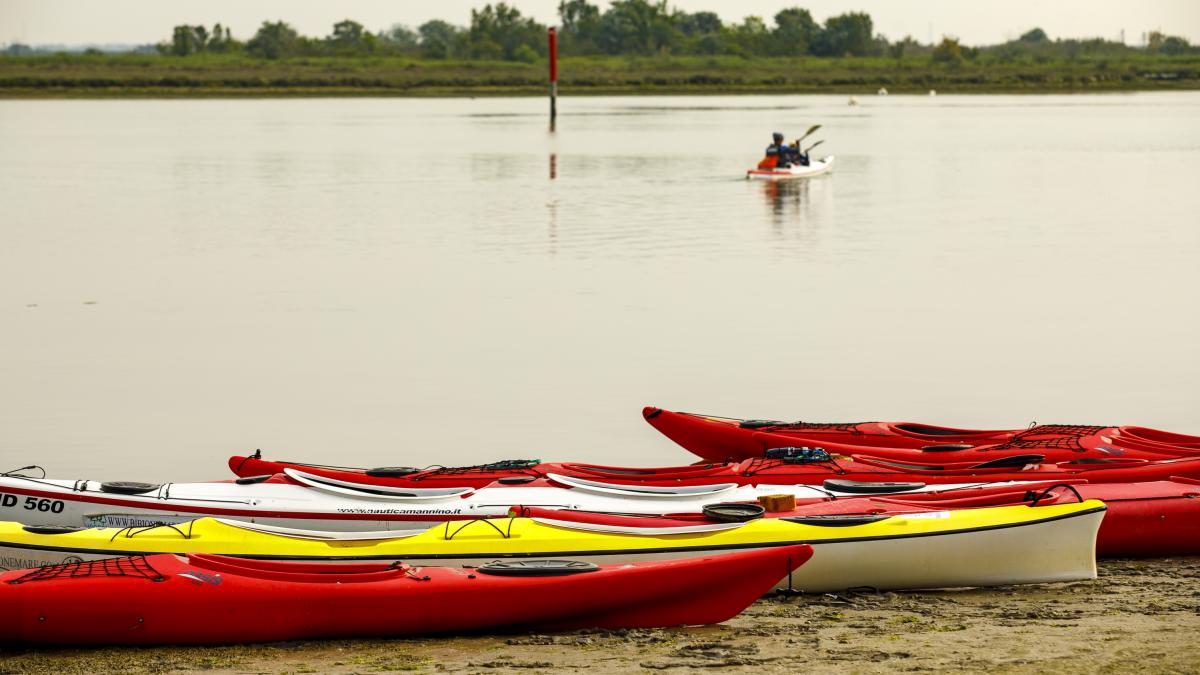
[643, 406, 1200, 463]
[0, 545, 811, 645]
[511, 477, 1200, 557]
[230, 450, 1200, 487]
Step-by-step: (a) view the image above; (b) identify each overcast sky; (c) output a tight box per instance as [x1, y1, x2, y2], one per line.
[2, 0, 1197, 47]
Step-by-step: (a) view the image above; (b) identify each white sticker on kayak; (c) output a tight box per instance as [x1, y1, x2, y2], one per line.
[84, 513, 192, 528]
[901, 511, 951, 519]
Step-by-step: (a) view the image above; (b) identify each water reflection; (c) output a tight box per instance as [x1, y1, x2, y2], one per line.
[760, 178, 808, 219]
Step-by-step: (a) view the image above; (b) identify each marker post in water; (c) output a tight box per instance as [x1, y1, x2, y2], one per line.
[548, 27, 558, 129]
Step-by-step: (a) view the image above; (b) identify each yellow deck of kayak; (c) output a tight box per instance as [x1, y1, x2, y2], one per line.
[0, 500, 1104, 559]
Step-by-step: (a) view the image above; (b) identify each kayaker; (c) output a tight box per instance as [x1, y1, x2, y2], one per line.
[763, 132, 809, 169]
[763, 132, 789, 168]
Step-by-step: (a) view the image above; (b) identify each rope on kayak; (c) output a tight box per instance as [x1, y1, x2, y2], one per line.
[108, 520, 196, 542]
[441, 515, 516, 541]
[1028, 483, 1084, 506]
[0, 465, 45, 479]
[0, 467, 90, 494]
[746, 420, 866, 433]
[416, 459, 543, 479]
[992, 425, 1111, 452]
[7, 555, 166, 585]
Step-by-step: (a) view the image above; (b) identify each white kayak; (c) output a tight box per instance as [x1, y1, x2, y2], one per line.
[747, 155, 835, 180]
[0, 469, 1037, 533]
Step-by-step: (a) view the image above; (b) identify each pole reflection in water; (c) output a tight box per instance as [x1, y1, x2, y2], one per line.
[548, 152, 558, 254]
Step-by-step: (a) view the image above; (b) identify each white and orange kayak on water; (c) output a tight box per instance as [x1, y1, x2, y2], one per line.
[747, 156, 834, 180]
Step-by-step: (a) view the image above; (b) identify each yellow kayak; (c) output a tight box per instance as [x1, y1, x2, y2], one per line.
[0, 500, 1104, 592]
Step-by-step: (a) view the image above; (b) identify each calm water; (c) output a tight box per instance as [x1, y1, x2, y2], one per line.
[1, 93, 1198, 481]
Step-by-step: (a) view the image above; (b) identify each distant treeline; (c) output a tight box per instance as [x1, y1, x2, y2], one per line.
[4, 1, 1194, 63]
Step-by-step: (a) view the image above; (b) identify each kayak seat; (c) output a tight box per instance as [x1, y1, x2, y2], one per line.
[739, 419, 785, 429]
[896, 424, 980, 436]
[702, 503, 765, 523]
[99, 481, 161, 495]
[921, 444, 975, 452]
[365, 467, 420, 478]
[21, 525, 88, 535]
[860, 458, 946, 472]
[970, 454, 1046, 469]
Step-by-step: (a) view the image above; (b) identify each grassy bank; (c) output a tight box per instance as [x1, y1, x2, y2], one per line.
[1, 52, 1198, 97]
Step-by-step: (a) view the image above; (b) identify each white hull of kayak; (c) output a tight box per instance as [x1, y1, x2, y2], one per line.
[0, 472, 1033, 533]
[747, 156, 835, 180]
[0, 506, 1102, 592]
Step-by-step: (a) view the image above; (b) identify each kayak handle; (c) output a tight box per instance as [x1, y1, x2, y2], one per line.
[441, 516, 516, 541]
[1028, 483, 1083, 507]
[1, 464, 46, 478]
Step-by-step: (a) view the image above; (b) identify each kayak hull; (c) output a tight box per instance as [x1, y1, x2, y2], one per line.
[0, 546, 809, 644]
[0, 473, 1034, 532]
[642, 407, 1200, 463]
[521, 478, 1200, 558]
[0, 501, 1104, 593]
[747, 156, 834, 180]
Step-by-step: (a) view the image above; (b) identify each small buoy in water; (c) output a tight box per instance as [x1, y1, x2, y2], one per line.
[848, 96, 859, 106]
[929, 89, 937, 97]
[877, 87, 888, 96]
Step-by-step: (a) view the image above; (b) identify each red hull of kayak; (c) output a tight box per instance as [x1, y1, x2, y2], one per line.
[230, 452, 1200, 488]
[513, 478, 1200, 558]
[642, 407, 1200, 463]
[0, 546, 810, 645]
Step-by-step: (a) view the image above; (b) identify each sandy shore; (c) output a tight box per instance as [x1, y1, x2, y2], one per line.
[3, 557, 1198, 674]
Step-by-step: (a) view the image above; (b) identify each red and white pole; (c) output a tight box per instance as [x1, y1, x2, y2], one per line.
[548, 27, 558, 126]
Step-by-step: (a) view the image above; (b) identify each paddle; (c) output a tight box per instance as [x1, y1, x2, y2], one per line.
[803, 139, 825, 154]
[795, 124, 821, 145]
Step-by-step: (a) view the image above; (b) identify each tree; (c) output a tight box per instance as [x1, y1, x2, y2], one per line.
[725, 16, 770, 57]
[467, 3, 546, 60]
[889, 35, 918, 60]
[1148, 31, 1191, 55]
[771, 8, 818, 56]
[418, 20, 463, 59]
[932, 36, 963, 64]
[677, 11, 722, 36]
[330, 20, 365, 47]
[559, 0, 603, 53]
[1160, 36, 1190, 56]
[383, 24, 420, 51]
[813, 12, 874, 56]
[246, 21, 300, 59]
[596, 0, 676, 55]
[169, 25, 209, 56]
[325, 19, 376, 54]
[207, 23, 238, 53]
[1019, 27, 1049, 43]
